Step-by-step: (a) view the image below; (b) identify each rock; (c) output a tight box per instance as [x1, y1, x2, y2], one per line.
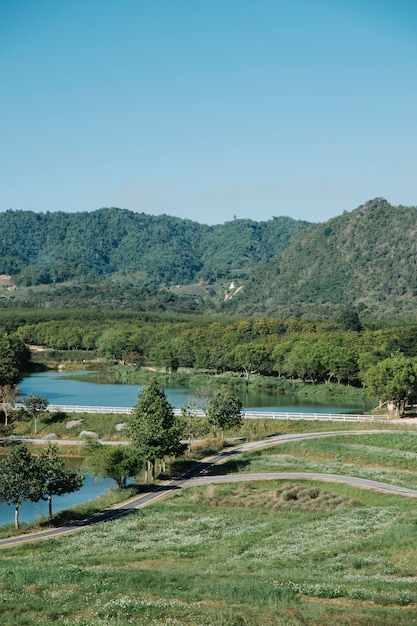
[79, 430, 98, 439]
[115, 423, 126, 431]
[43, 433, 58, 439]
[66, 419, 83, 429]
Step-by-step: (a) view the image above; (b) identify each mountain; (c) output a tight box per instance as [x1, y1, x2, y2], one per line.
[1, 199, 417, 320]
[0, 206, 307, 286]
[232, 198, 417, 319]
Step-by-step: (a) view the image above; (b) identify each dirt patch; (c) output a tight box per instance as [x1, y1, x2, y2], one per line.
[0, 274, 12, 287]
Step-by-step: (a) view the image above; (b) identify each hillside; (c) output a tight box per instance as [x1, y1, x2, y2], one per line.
[0, 208, 308, 287]
[1, 198, 417, 320]
[233, 198, 417, 319]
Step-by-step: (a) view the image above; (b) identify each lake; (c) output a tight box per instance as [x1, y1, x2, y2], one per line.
[18, 370, 373, 414]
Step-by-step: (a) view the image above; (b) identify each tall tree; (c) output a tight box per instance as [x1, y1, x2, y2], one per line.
[0, 334, 30, 386]
[0, 444, 44, 529]
[127, 378, 185, 481]
[208, 386, 243, 439]
[37, 443, 84, 522]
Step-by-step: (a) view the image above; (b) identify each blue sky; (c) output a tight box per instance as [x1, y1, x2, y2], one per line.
[1, 0, 416, 225]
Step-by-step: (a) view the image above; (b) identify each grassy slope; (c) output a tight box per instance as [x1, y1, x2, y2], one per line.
[1, 428, 417, 623]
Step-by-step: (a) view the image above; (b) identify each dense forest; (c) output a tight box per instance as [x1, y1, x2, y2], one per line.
[0, 208, 306, 287]
[236, 198, 417, 319]
[1, 198, 417, 320]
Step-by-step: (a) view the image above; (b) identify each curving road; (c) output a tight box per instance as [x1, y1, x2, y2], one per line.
[1, 429, 417, 548]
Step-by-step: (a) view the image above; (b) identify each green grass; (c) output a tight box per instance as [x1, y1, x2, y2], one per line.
[1, 482, 417, 624]
[2, 427, 417, 623]
[8, 406, 413, 442]
[209, 432, 417, 490]
[0, 486, 142, 540]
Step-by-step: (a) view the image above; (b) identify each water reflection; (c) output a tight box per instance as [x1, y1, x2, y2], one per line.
[19, 370, 372, 414]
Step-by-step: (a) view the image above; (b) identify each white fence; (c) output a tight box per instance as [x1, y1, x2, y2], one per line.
[15, 403, 388, 422]
[241, 411, 388, 422]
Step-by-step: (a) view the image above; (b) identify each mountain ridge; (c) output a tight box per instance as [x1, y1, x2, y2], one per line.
[2, 198, 417, 320]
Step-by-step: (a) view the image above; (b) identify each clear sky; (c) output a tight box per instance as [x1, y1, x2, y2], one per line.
[1, 0, 416, 225]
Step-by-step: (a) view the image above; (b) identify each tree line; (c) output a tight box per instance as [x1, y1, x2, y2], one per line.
[3, 308, 417, 418]
[10, 310, 417, 383]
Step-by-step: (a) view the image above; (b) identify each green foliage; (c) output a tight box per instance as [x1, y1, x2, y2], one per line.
[37, 443, 83, 520]
[127, 378, 185, 480]
[208, 385, 243, 438]
[362, 355, 417, 414]
[235, 198, 417, 319]
[0, 443, 83, 527]
[0, 444, 44, 528]
[2, 200, 417, 319]
[0, 208, 307, 290]
[0, 333, 30, 385]
[84, 439, 142, 488]
[23, 394, 49, 435]
[0, 383, 18, 426]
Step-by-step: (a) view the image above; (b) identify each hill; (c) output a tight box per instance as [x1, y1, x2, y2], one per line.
[232, 198, 417, 319]
[1, 198, 417, 320]
[0, 208, 307, 287]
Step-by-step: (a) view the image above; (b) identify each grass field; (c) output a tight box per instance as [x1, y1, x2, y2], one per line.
[1, 428, 417, 624]
[209, 432, 417, 489]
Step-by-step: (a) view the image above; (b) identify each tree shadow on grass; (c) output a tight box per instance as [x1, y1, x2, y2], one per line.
[206, 456, 252, 475]
[45, 482, 178, 529]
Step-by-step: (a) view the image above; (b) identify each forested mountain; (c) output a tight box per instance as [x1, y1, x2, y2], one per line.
[0, 208, 307, 286]
[233, 198, 417, 319]
[1, 198, 417, 320]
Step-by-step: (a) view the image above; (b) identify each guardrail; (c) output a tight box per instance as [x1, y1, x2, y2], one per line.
[15, 403, 388, 422]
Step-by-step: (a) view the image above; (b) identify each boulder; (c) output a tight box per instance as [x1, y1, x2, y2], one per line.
[66, 419, 83, 430]
[79, 430, 98, 439]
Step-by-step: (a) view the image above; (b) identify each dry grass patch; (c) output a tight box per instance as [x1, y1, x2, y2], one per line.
[186, 482, 359, 512]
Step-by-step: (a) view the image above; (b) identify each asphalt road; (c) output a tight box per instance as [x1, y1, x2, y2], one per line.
[1, 429, 417, 548]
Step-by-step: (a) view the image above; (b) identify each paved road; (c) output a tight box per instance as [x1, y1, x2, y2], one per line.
[1, 429, 417, 548]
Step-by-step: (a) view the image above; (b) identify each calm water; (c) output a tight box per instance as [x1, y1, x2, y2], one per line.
[18, 370, 372, 414]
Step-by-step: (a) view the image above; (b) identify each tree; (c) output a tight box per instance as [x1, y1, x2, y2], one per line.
[180, 402, 210, 448]
[336, 308, 362, 332]
[84, 439, 141, 488]
[208, 386, 243, 439]
[37, 443, 84, 522]
[362, 355, 417, 416]
[228, 342, 272, 379]
[0, 384, 18, 426]
[23, 394, 49, 435]
[0, 334, 30, 386]
[127, 378, 185, 481]
[0, 444, 44, 529]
